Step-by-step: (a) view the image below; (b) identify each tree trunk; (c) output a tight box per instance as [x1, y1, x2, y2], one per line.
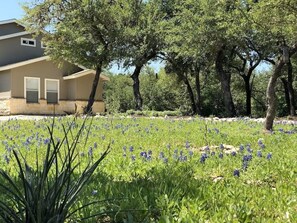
[287, 60, 296, 116]
[183, 76, 198, 115]
[243, 76, 252, 116]
[215, 49, 236, 117]
[84, 64, 102, 114]
[264, 60, 285, 130]
[194, 70, 202, 115]
[131, 65, 143, 110]
[281, 77, 291, 115]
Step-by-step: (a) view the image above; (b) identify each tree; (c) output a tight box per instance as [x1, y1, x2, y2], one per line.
[249, 0, 297, 130]
[118, 0, 165, 110]
[23, 0, 130, 113]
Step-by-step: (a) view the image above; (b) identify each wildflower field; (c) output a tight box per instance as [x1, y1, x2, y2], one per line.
[0, 116, 296, 222]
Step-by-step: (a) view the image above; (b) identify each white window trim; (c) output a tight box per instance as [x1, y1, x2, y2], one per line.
[41, 42, 46, 49]
[21, 37, 36, 47]
[45, 78, 60, 103]
[24, 77, 40, 102]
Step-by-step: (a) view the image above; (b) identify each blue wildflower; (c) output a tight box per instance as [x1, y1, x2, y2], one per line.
[88, 147, 93, 157]
[131, 155, 136, 161]
[44, 138, 50, 145]
[239, 145, 244, 152]
[4, 155, 9, 164]
[148, 150, 152, 155]
[211, 151, 216, 156]
[122, 146, 126, 152]
[189, 150, 194, 157]
[242, 161, 248, 171]
[159, 152, 165, 159]
[129, 146, 134, 152]
[257, 150, 262, 158]
[163, 157, 168, 164]
[219, 153, 223, 159]
[220, 144, 224, 149]
[94, 142, 97, 149]
[185, 141, 190, 149]
[266, 153, 272, 160]
[233, 169, 240, 177]
[231, 151, 237, 156]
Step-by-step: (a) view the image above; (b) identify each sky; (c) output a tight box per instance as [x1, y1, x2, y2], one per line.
[0, 0, 163, 74]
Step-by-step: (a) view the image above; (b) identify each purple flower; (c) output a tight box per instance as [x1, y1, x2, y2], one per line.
[257, 150, 262, 158]
[242, 161, 248, 171]
[131, 155, 136, 161]
[219, 153, 223, 159]
[185, 141, 190, 149]
[44, 138, 50, 145]
[211, 151, 216, 156]
[200, 153, 207, 163]
[94, 142, 97, 149]
[129, 146, 134, 152]
[159, 152, 165, 159]
[122, 146, 127, 152]
[189, 150, 194, 157]
[231, 151, 236, 156]
[220, 144, 224, 149]
[239, 145, 244, 152]
[233, 169, 240, 177]
[266, 153, 272, 160]
[148, 150, 152, 155]
[88, 147, 93, 157]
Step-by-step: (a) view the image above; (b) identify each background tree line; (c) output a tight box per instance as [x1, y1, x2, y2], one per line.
[23, 0, 297, 130]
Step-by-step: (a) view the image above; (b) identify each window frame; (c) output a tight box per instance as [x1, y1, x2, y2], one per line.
[21, 38, 36, 47]
[45, 78, 60, 104]
[24, 77, 40, 103]
[41, 42, 46, 49]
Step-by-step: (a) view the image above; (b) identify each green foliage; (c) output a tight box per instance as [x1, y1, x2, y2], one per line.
[1, 117, 297, 222]
[0, 117, 109, 222]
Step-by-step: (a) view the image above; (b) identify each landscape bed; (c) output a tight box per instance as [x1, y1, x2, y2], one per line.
[0, 116, 296, 222]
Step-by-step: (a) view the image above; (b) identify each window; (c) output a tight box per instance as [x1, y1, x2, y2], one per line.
[21, 38, 36, 47]
[45, 79, 59, 104]
[41, 42, 46, 49]
[25, 77, 40, 103]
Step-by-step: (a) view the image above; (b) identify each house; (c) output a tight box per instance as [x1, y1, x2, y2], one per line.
[0, 19, 109, 115]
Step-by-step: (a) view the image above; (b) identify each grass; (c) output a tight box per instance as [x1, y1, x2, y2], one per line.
[0, 116, 296, 222]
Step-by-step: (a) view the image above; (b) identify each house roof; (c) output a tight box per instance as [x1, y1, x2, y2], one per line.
[0, 56, 110, 81]
[63, 69, 110, 81]
[0, 19, 29, 40]
[0, 19, 25, 27]
[0, 56, 50, 71]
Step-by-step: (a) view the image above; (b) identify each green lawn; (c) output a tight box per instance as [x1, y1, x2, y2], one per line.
[0, 116, 296, 222]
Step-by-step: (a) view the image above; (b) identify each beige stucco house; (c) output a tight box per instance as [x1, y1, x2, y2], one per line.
[0, 19, 109, 115]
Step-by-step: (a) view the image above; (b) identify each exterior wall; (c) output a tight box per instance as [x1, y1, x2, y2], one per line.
[10, 60, 81, 100]
[0, 70, 11, 99]
[0, 99, 10, 115]
[74, 75, 104, 101]
[6, 98, 105, 115]
[0, 34, 44, 66]
[0, 23, 25, 36]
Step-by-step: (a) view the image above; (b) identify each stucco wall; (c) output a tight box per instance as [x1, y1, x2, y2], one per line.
[74, 74, 104, 100]
[10, 60, 81, 100]
[0, 34, 44, 66]
[0, 70, 11, 99]
[0, 23, 25, 36]
[7, 98, 105, 115]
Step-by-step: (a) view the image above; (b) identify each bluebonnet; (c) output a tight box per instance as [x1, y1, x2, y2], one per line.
[239, 144, 244, 152]
[242, 161, 248, 171]
[220, 144, 224, 149]
[4, 155, 10, 164]
[219, 153, 223, 159]
[129, 146, 134, 152]
[94, 142, 97, 149]
[211, 151, 216, 156]
[200, 153, 208, 163]
[231, 151, 236, 156]
[267, 153, 272, 160]
[148, 150, 152, 155]
[204, 146, 210, 153]
[88, 147, 93, 157]
[131, 155, 136, 161]
[185, 141, 190, 149]
[122, 146, 127, 152]
[257, 150, 262, 158]
[44, 138, 50, 145]
[159, 152, 165, 159]
[233, 169, 240, 177]
[189, 150, 194, 157]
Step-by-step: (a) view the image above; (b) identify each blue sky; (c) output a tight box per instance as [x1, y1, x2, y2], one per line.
[0, 0, 163, 74]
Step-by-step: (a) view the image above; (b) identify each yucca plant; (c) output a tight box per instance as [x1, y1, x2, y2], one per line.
[0, 117, 110, 223]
